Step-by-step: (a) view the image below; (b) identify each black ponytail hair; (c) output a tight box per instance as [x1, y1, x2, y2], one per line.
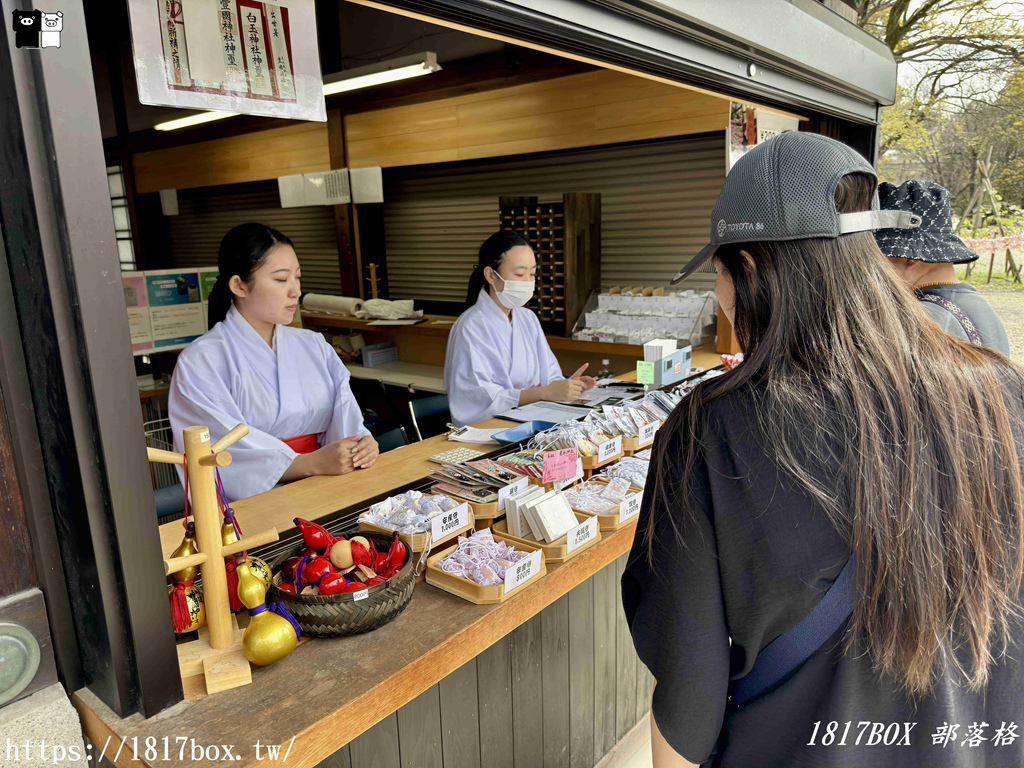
[208, 223, 294, 328]
[464, 230, 532, 310]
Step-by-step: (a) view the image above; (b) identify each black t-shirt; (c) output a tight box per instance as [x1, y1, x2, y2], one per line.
[622, 383, 1024, 767]
[12, 10, 41, 49]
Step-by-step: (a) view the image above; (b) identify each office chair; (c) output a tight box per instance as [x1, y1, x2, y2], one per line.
[408, 394, 451, 441]
[376, 425, 410, 453]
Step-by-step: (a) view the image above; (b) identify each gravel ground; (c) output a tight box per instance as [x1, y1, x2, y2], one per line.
[976, 286, 1024, 364]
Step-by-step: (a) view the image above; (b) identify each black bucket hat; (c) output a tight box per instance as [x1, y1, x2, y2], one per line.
[874, 180, 978, 264]
[671, 132, 921, 283]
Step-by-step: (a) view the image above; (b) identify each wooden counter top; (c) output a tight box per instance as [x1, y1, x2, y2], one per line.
[80, 374, 714, 767]
[75, 523, 636, 768]
[159, 419, 513, 560]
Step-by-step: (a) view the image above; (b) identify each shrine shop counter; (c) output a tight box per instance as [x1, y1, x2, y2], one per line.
[71, 417, 656, 768]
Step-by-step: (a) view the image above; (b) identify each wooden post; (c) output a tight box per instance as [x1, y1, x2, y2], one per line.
[181, 425, 233, 650]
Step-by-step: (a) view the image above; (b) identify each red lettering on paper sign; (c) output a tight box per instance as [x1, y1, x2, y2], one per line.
[542, 448, 578, 483]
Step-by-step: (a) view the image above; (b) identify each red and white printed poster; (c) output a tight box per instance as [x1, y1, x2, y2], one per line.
[129, 0, 325, 121]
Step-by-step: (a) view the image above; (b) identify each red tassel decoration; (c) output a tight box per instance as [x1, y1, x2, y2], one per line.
[170, 579, 195, 633]
[225, 558, 243, 612]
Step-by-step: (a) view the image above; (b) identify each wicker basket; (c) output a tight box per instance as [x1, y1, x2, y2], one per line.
[267, 530, 415, 638]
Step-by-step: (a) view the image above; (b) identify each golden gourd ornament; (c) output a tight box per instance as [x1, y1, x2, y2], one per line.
[168, 522, 206, 634]
[238, 559, 299, 666]
[247, 556, 272, 591]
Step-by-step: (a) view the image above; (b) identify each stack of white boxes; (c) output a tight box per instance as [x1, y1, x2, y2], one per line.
[572, 290, 717, 347]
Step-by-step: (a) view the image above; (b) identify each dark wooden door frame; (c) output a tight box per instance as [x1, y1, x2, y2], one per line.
[0, 0, 182, 717]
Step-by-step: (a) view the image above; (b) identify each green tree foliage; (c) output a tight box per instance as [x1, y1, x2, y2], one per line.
[862, 2, 1024, 208]
[858, 0, 1024, 105]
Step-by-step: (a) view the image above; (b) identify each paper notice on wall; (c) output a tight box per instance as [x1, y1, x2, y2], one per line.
[199, 267, 219, 325]
[128, 0, 325, 121]
[146, 270, 206, 348]
[123, 272, 154, 353]
[150, 304, 207, 348]
[728, 103, 799, 173]
[279, 170, 351, 207]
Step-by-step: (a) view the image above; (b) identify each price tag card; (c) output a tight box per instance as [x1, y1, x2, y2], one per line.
[565, 516, 599, 555]
[554, 457, 584, 492]
[618, 493, 641, 525]
[503, 549, 542, 594]
[498, 477, 530, 512]
[431, 502, 471, 542]
[639, 421, 658, 445]
[598, 435, 623, 463]
[542, 448, 578, 483]
[352, 589, 369, 602]
[636, 361, 654, 384]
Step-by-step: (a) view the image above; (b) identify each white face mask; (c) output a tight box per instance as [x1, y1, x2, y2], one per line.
[493, 275, 535, 309]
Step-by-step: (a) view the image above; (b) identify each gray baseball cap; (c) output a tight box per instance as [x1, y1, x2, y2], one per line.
[671, 132, 922, 284]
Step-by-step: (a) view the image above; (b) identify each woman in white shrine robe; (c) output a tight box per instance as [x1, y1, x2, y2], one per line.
[169, 223, 378, 501]
[444, 231, 596, 427]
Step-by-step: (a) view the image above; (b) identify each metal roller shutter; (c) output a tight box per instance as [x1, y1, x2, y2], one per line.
[383, 134, 724, 303]
[168, 180, 342, 295]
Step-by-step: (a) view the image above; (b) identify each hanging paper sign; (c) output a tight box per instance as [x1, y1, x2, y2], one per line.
[127, 0, 326, 121]
[542, 448, 578, 484]
[636, 361, 655, 384]
[503, 549, 542, 594]
[565, 516, 598, 555]
[498, 477, 530, 512]
[264, 3, 295, 100]
[431, 503, 471, 542]
[598, 436, 622, 463]
[241, 5, 273, 96]
[619, 494, 641, 525]
[639, 421, 658, 445]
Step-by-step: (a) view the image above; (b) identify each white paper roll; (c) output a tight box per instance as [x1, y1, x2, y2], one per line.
[302, 293, 367, 317]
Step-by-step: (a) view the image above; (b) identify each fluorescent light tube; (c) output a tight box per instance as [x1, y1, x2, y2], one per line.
[154, 111, 238, 131]
[323, 62, 433, 95]
[322, 52, 440, 96]
[153, 52, 440, 131]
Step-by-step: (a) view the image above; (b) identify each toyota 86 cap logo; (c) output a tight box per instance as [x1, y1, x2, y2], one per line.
[717, 219, 727, 238]
[11, 9, 62, 49]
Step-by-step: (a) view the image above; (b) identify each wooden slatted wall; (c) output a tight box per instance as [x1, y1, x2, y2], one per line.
[315, 555, 654, 768]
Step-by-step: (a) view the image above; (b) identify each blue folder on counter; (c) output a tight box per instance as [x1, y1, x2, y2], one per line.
[492, 421, 556, 446]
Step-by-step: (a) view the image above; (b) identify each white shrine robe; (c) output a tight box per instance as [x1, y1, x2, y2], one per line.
[169, 305, 369, 501]
[444, 289, 564, 427]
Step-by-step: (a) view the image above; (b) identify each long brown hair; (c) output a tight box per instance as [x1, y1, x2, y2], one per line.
[649, 172, 1024, 696]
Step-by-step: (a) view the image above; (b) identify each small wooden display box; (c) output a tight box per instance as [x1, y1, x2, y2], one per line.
[425, 534, 547, 605]
[580, 450, 622, 471]
[492, 511, 602, 563]
[467, 499, 500, 523]
[358, 497, 474, 555]
[621, 422, 661, 455]
[568, 479, 643, 532]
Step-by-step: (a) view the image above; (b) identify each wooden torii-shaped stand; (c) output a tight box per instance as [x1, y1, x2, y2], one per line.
[149, 423, 280, 694]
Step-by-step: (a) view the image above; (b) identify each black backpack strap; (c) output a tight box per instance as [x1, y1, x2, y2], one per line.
[730, 556, 856, 708]
[915, 291, 983, 344]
